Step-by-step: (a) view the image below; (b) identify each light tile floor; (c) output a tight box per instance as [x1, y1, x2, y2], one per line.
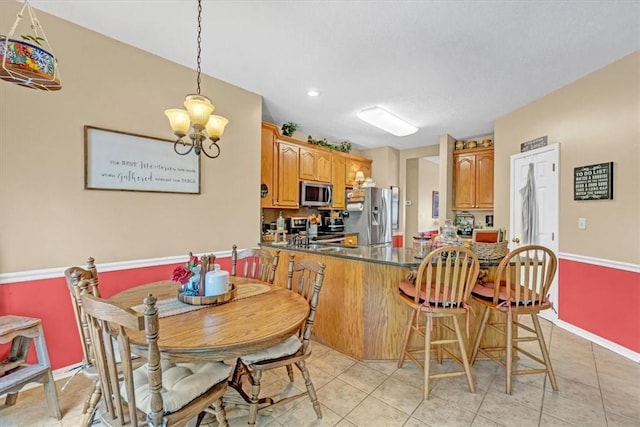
[1, 318, 638, 426]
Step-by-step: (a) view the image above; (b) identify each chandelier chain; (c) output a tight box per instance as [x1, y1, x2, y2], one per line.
[196, 0, 202, 95]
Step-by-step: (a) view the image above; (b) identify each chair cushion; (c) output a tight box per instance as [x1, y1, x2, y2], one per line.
[471, 282, 496, 302]
[124, 360, 231, 415]
[399, 281, 464, 308]
[472, 281, 547, 307]
[240, 335, 302, 364]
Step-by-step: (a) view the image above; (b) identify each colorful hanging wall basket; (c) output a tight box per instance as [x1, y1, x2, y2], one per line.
[0, 1, 62, 91]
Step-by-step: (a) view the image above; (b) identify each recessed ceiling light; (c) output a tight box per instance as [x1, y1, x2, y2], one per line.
[357, 106, 418, 136]
[307, 89, 320, 97]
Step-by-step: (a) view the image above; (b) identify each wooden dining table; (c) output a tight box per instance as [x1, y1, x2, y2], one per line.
[108, 278, 309, 362]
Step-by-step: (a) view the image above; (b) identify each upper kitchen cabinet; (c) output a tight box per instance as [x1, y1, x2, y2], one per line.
[299, 147, 332, 182]
[346, 157, 372, 187]
[331, 155, 346, 209]
[276, 141, 300, 207]
[260, 125, 277, 208]
[453, 147, 494, 210]
[261, 122, 299, 208]
[260, 121, 372, 209]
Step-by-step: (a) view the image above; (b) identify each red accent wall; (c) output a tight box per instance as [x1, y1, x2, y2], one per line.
[559, 259, 640, 353]
[0, 257, 232, 370]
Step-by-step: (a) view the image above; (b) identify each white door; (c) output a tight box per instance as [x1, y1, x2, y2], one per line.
[510, 144, 559, 322]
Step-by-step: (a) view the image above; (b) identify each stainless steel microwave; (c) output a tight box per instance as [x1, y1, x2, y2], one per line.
[300, 181, 333, 207]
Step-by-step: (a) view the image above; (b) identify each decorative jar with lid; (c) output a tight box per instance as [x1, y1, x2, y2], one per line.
[412, 235, 433, 259]
[433, 219, 463, 250]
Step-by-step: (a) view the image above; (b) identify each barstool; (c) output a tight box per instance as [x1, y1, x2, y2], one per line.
[0, 315, 61, 420]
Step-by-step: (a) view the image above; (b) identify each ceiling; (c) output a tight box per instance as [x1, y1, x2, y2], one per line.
[29, 1, 640, 151]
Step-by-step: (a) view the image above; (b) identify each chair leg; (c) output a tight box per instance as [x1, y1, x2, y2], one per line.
[211, 398, 229, 427]
[505, 309, 514, 395]
[195, 412, 206, 427]
[81, 381, 102, 427]
[423, 313, 432, 400]
[247, 369, 263, 427]
[397, 311, 414, 368]
[296, 359, 322, 419]
[470, 305, 490, 364]
[286, 364, 294, 382]
[435, 318, 443, 364]
[531, 314, 559, 391]
[452, 315, 475, 394]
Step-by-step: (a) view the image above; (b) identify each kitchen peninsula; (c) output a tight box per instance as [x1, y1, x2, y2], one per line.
[261, 242, 421, 360]
[261, 242, 506, 362]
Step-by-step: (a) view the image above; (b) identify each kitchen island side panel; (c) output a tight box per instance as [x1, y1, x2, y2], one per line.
[272, 250, 366, 359]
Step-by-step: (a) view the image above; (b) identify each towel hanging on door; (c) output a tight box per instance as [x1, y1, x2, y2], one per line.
[519, 163, 538, 245]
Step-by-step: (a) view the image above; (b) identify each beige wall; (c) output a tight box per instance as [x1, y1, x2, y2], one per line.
[398, 144, 440, 243]
[363, 146, 399, 188]
[494, 51, 640, 264]
[418, 158, 439, 231]
[0, 4, 262, 272]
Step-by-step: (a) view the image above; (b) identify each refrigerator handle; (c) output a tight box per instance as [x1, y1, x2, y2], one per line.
[381, 195, 387, 239]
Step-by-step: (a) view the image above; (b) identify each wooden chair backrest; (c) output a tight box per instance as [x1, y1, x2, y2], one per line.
[493, 245, 557, 307]
[413, 246, 480, 308]
[231, 244, 280, 283]
[81, 288, 164, 426]
[63, 257, 100, 365]
[285, 254, 326, 352]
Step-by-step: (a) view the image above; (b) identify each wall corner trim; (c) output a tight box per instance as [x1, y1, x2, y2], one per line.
[558, 252, 640, 273]
[0, 250, 233, 285]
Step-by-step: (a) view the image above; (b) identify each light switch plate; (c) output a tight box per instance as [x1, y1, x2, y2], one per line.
[578, 217, 587, 230]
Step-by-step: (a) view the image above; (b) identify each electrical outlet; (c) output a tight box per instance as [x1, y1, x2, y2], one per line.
[578, 217, 586, 230]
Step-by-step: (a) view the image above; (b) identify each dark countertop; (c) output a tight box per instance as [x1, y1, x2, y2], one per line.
[260, 242, 422, 268]
[260, 242, 506, 269]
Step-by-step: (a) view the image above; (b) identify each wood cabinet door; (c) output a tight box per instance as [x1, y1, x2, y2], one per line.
[277, 141, 299, 207]
[344, 235, 358, 246]
[331, 155, 346, 209]
[316, 152, 332, 183]
[299, 147, 316, 181]
[453, 154, 476, 209]
[475, 151, 494, 209]
[260, 126, 276, 208]
[360, 161, 372, 182]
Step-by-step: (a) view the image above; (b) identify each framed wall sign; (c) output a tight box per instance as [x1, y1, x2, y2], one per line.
[521, 136, 548, 152]
[573, 162, 614, 200]
[84, 126, 200, 194]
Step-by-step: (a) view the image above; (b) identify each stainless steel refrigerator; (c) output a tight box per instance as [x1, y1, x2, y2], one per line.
[345, 187, 392, 246]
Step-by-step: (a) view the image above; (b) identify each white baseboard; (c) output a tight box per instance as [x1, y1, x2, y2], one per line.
[556, 320, 640, 363]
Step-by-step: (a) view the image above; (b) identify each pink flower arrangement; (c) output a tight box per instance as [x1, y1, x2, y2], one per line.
[171, 253, 201, 285]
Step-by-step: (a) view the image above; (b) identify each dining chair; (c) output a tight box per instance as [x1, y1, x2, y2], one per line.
[229, 254, 326, 426]
[80, 287, 231, 427]
[397, 246, 480, 399]
[469, 245, 559, 394]
[231, 244, 280, 284]
[63, 257, 104, 427]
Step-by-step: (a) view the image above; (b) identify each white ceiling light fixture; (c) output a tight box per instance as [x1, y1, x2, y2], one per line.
[357, 106, 418, 137]
[307, 88, 320, 97]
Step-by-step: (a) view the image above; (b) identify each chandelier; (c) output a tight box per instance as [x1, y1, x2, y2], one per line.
[165, 0, 229, 158]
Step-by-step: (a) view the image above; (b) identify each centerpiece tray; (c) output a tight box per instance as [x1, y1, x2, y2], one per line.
[177, 283, 237, 306]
